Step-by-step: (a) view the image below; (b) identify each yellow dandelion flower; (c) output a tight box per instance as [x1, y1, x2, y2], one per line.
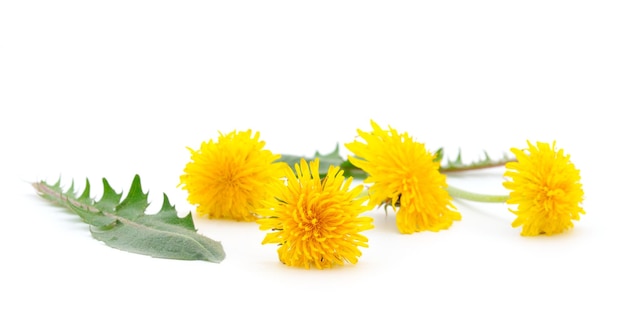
[179, 129, 285, 221]
[257, 158, 373, 269]
[345, 120, 461, 234]
[503, 141, 585, 236]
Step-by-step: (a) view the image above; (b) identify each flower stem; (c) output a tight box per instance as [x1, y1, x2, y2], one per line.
[447, 185, 509, 203]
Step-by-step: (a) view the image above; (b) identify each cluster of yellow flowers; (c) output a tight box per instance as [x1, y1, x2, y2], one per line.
[179, 120, 585, 269]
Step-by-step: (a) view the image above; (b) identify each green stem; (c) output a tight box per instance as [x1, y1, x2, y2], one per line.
[447, 185, 509, 203]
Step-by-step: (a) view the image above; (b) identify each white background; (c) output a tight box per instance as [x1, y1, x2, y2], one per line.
[1, 1, 625, 319]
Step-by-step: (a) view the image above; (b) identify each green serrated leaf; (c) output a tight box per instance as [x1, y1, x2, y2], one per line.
[33, 174, 225, 263]
[277, 154, 305, 171]
[280, 144, 513, 179]
[279, 143, 370, 179]
[316, 143, 346, 176]
[279, 143, 347, 177]
[339, 160, 368, 180]
[433, 147, 444, 163]
[95, 178, 123, 213]
[115, 175, 149, 220]
[77, 178, 92, 202]
[440, 149, 514, 172]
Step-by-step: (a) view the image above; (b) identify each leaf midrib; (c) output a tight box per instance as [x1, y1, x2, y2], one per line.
[33, 181, 215, 258]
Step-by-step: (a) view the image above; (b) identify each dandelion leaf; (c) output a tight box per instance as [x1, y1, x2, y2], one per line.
[33, 174, 225, 263]
[439, 149, 515, 172]
[279, 143, 368, 179]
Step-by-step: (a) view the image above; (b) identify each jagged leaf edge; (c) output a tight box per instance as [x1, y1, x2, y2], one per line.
[439, 148, 514, 172]
[33, 175, 225, 263]
[279, 143, 368, 179]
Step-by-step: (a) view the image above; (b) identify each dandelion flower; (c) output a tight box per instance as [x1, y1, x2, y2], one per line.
[257, 158, 373, 269]
[345, 120, 461, 234]
[179, 129, 285, 221]
[503, 141, 585, 236]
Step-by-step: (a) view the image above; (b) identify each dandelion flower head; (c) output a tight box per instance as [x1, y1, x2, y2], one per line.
[345, 120, 461, 234]
[179, 129, 285, 221]
[504, 141, 585, 236]
[257, 158, 374, 269]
